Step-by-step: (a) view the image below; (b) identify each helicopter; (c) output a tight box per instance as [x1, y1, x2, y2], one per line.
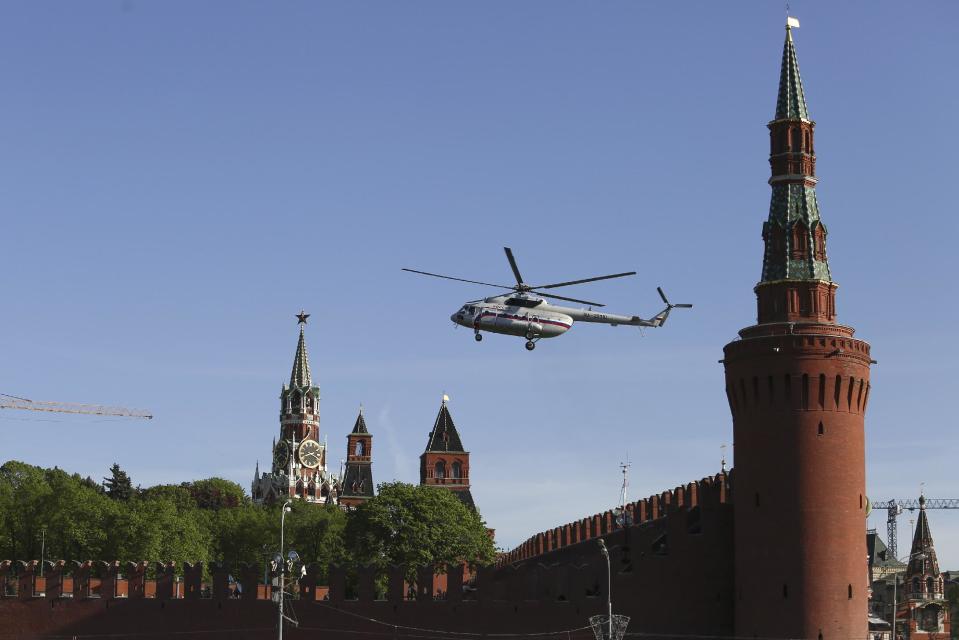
[403, 247, 692, 351]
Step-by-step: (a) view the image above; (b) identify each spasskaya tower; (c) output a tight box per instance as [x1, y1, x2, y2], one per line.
[722, 21, 872, 640]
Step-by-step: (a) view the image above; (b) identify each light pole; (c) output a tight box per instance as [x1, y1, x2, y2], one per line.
[598, 539, 612, 640]
[278, 500, 292, 640]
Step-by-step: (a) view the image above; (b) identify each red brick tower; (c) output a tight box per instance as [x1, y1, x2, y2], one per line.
[723, 23, 873, 640]
[339, 410, 375, 508]
[420, 396, 475, 511]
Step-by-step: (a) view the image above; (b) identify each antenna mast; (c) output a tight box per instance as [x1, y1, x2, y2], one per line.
[619, 456, 631, 513]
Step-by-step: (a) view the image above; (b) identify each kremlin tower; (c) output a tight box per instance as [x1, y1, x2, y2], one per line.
[722, 22, 873, 640]
[420, 396, 475, 511]
[339, 410, 375, 507]
[252, 313, 340, 505]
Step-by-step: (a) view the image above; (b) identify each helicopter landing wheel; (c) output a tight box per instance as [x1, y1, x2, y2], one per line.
[525, 340, 536, 351]
[474, 333, 483, 342]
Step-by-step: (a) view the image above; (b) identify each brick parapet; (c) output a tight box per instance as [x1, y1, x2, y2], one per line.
[497, 472, 731, 566]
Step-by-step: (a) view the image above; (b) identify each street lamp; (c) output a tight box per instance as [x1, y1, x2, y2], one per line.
[278, 500, 292, 640]
[598, 539, 612, 640]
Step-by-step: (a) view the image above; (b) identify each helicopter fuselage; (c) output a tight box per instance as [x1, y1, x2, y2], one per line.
[451, 294, 645, 340]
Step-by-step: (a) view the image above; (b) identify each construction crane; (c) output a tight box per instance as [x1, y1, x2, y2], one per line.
[875, 498, 959, 559]
[0, 393, 152, 420]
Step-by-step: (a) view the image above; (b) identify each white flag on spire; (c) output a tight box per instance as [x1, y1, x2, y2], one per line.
[787, 16, 801, 28]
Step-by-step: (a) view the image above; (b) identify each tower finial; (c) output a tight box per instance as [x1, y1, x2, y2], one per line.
[290, 315, 313, 388]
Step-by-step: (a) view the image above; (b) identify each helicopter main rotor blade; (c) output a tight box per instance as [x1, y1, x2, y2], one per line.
[533, 271, 637, 290]
[504, 247, 525, 286]
[401, 268, 515, 290]
[537, 292, 606, 307]
[657, 286, 693, 308]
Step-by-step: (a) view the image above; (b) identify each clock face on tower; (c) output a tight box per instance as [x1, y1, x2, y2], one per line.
[298, 439, 322, 469]
[273, 441, 289, 470]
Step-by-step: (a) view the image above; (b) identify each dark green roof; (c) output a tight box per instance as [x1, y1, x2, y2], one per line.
[424, 401, 465, 453]
[351, 411, 369, 434]
[775, 26, 809, 121]
[290, 326, 312, 388]
[761, 184, 832, 283]
[907, 497, 941, 577]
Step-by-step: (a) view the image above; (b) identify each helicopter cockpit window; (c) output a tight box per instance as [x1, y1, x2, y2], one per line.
[506, 298, 542, 308]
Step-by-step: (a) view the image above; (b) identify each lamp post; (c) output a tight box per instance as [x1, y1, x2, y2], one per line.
[598, 539, 612, 640]
[278, 500, 292, 640]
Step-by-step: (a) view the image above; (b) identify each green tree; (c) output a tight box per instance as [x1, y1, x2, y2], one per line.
[209, 503, 277, 567]
[287, 502, 347, 578]
[182, 478, 246, 510]
[344, 482, 495, 581]
[103, 463, 134, 501]
[38, 467, 116, 560]
[0, 461, 52, 560]
[103, 492, 211, 564]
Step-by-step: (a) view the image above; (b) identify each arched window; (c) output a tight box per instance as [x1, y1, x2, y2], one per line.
[434, 461, 446, 479]
[791, 128, 802, 152]
[927, 577, 935, 593]
[791, 223, 809, 260]
[290, 393, 300, 413]
[813, 225, 826, 261]
[355, 440, 365, 457]
[451, 461, 462, 479]
[296, 480, 304, 496]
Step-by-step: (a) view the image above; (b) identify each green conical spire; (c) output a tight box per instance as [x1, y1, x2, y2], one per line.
[290, 325, 312, 388]
[775, 26, 809, 121]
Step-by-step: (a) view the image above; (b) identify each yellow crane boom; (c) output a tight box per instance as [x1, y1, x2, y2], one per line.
[0, 394, 152, 420]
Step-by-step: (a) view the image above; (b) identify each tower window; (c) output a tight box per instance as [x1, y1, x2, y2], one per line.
[847, 584, 853, 599]
[791, 127, 802, 152]
[818, 422, 824, 436]
[355, 440, 365, 457]
[801, 374, 809, 410]
[834, 375, 842, 409]
[451, 461, 462, 479]
[434, 461, 446, 479]
[791, 223, 809, 260]
[818, 374, 825, 408]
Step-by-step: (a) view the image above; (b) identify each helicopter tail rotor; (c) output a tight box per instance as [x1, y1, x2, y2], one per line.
[651, 287, 693, 327]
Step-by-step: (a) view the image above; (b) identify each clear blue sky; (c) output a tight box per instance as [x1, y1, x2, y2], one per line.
[2, 2, 957, 568]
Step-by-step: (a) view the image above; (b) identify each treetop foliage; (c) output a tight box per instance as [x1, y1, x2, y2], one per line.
[0, 462, 493, 579]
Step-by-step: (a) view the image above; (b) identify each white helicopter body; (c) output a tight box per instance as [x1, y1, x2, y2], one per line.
[452, 294, 673, 340]
[406, 247, 691, 351]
